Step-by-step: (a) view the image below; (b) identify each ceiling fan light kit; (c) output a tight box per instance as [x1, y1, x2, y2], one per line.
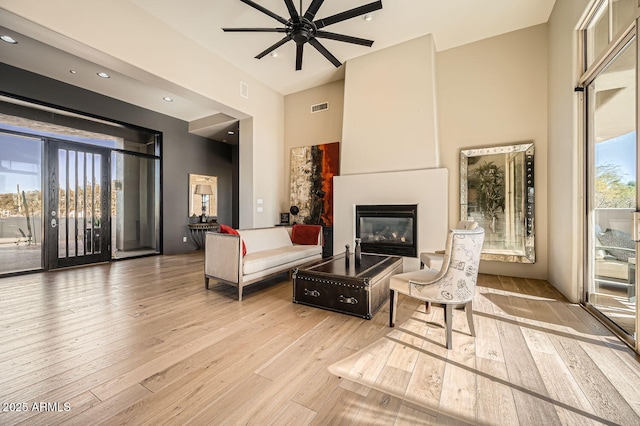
[222, 0, 382, 71]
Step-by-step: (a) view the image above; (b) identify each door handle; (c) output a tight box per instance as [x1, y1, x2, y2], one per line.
[51, 218, 57, 228]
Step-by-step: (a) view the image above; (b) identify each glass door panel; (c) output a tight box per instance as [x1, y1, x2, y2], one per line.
[0, 132, 43, 274]
[587, 38, 637, 339]
[48, 140, 110, 268]
[111, 151, 160, 258]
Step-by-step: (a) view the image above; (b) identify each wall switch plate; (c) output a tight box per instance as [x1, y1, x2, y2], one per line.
[183, 236, 187, 242]
[257, 207, 264, 213]
[257, 198, 264, 205]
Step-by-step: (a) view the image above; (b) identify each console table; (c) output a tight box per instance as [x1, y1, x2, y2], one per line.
[188, 222, 219, 250]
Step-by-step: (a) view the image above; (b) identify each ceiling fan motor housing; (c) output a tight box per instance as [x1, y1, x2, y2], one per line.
[290, 18, 316, 44]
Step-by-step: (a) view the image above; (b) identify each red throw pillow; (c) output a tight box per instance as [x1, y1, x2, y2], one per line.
[291, 224, 322, 245]
[219, 224, 247, 256]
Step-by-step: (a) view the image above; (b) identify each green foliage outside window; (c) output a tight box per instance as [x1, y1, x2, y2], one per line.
[595, 163, 635, 208]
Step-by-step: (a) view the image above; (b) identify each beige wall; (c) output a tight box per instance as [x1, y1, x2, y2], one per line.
[437, 24, 549, 279]
[283, 81, 344, 212]
[286, 27, 551, 280]
[546, 0, 591, 302]
[342, 35, 440, 175]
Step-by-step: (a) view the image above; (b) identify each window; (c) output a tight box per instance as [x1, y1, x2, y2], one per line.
[583, 0, 637, 70]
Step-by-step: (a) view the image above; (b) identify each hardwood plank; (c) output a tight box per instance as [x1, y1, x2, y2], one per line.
[59, 385, 150, 426]
[0, 254, 638, 425]
[292, 346, 356, 412]
[266, 400, 317, 426]
[475, 358, 519, 426]
[394, 403, 437, 425]
[495, 309, 562, 424]
[309, 386, 367, 425]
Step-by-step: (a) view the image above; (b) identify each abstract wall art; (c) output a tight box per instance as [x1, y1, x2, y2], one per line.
[290, 142, 340, 226]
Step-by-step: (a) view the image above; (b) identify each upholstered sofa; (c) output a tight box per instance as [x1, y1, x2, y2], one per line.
[204, 225, 323, 300]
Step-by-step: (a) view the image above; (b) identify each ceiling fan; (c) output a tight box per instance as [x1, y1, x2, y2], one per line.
[223, 0, 383, 70]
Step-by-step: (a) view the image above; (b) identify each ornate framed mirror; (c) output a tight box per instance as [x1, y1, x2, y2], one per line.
[460, 142, 535, 263]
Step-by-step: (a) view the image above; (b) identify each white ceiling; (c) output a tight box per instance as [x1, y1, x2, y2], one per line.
[0, 0, 557, 130]
[130, 0, 557, 95]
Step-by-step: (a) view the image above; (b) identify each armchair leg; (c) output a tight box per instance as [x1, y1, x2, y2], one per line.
[389, 289, 397, 327]
[425, 302, 431, 314]
[466, 301, 475, 337]
[444, 304, 453, 350]
[205, 276, 209, 290]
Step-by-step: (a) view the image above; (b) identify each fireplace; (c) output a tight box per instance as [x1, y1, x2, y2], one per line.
[355, 204, 417, 257]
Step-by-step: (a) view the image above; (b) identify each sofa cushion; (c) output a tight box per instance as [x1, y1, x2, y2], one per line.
[291, 224, 322, 245]
[597, 228, 634, 262]
[242, 245, 322, 275]
[239, 227, 293, 255]
[220, 224, 246, 256]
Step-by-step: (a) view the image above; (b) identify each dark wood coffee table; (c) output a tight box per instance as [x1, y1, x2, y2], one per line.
[292, 253, 403, 319]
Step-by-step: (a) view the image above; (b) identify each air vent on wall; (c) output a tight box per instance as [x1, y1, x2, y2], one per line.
[311, 102, 329, 113]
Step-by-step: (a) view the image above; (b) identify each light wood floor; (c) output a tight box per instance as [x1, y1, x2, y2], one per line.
[0, 253, 639, 425]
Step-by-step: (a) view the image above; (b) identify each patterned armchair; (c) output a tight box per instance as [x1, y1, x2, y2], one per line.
[389, 225, 485, 349]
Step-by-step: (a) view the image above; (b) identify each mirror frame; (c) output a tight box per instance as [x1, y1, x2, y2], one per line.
[188, 173, 218, 219]
[460, 142, 535, 263]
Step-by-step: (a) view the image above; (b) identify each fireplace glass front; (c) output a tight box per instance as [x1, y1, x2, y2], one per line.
[356, 205, 417, 257]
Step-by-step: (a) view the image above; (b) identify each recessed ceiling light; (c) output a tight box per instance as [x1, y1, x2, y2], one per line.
[69, 70, 77, 74]
[0, 35, 18, 44]
[97, 72, 110, 79]
[363, 14, 373, 21]
[271, 51, 279, 58]
[163, 96, 173, 102]
[228, 131, 235, 135]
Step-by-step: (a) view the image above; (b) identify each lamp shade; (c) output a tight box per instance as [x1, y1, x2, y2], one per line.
[194, 184, 213, 195]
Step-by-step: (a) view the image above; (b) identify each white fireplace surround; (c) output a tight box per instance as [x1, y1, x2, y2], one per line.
[333, 168, 449, 271]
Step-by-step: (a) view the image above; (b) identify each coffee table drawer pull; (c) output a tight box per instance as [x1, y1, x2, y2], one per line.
[304, 288, 320, 297]
[339, 295, 358, 305]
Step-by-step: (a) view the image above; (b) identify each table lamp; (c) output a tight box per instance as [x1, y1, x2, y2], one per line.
[194, 184, 213, 223]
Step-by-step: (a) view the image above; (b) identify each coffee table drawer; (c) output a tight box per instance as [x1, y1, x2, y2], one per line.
[294, 276, 370, 318]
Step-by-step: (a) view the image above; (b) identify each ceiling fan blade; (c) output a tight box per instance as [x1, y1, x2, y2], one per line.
[308, 38, 341, 68]
[283, 0, 300, 22]
[296, 43, 304, 71]
[255, 36, 292, 59]
[315, 30, 374, 47]
[223, 28, 287, 33]
[315, 0, 382, 29]
[238, 0, 290, 25]
[303, 0, 325, 21]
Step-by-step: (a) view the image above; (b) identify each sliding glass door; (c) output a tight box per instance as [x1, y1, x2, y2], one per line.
[111, 151, 160, 259]
[0, 131, 43, 274]
[0, 97, 162, 275]
[585, 36, 638, 345]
